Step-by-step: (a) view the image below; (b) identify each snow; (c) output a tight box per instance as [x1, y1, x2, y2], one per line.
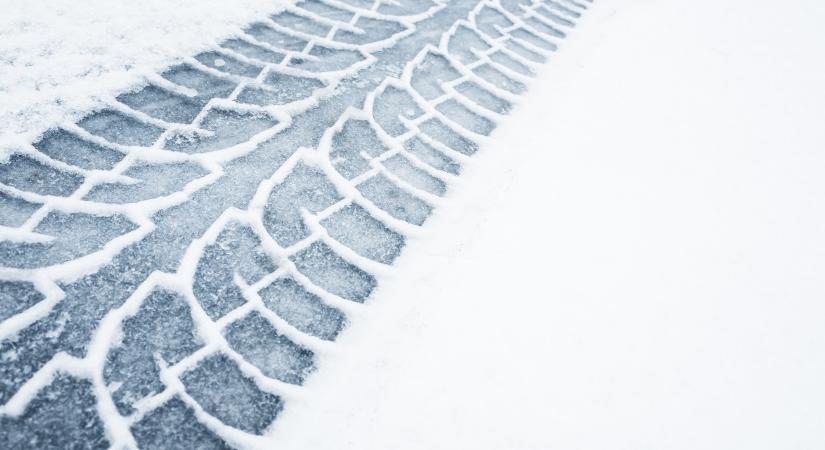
[2, 0, 824, 447]
[0, 0, 288, 146]
[264, 0, 825, 448]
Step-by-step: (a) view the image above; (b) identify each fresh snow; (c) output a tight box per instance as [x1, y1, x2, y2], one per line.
[1, 0, 824, 448]
[2, 0, 558, 447]
[0, 0, 287, 146]
[264, 0, 825, 448]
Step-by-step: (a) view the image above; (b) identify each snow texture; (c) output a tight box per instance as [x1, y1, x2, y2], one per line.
[0, 0, 289, 144]
[263, 1, 825, 448]
[0, 0, 587, 447]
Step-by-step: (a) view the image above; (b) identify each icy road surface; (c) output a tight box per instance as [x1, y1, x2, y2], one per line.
[0, 0, 588, 448]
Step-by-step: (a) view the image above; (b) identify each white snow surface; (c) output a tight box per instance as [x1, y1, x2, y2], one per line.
[0, 0, 287, 146]
[265, 0, 825, 449]
[3, 0, 825, 447]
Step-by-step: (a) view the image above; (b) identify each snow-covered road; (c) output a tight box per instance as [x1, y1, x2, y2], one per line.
[2, 0, 825, 448]
[1, 0, 590, 448]
[265, 1, 825, 448]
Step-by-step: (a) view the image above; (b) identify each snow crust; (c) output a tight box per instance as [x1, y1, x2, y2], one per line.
[0, 0, 288, 145]
[264, 0, 825, 448]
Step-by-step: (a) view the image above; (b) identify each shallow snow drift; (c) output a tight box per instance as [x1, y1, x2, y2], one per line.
[0, 0, 287, 145]
[265, 0, 825, 449]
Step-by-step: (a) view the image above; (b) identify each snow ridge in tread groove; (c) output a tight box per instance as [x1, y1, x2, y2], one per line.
[0, 0, 591, 447]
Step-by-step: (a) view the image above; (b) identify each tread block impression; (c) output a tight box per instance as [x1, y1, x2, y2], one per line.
[291, 241, 376, 302]
[161, 64, 238, 102]
[435, 99, 496, 136]
[84, 161, 210, 204]
[448, 25, 493, 65]
[224, 311, 315, 384]
[500, 0, 532, 17]
[181, 353, 283, 435]
[238, 72, 326, 106]
[335, 0, 374, 10]
[377, 0, 438, 16]
[0, 374, 109, 449]
[473, 63, 527, 94]
[193, 222, 277, 320]
[263, 163, 342, 247]
[221, 37, 286, 64]
[475, 6, 514, 38]
[0, 280, 44, 322]
[411, 52, 463, 100]
[117, 84, 204, 125]
[403, 136, 461, 175]
[536, 6, 576, 27]
[77, 109, 164, 147]
[504, 38, 547, 63]
[455, 80, 512, 114]
[104, 289, 203, 414]
[333, 17, 406, 45]
[357, 173, 433, 225]
[258, 276, 346, 341]
[381, 153, 448, 195]
[511, 27, 558, 52]
[490, 50, 535, 76]
[330, 119, 390, 179]
[289, 46, 366, 72]
[321, 203, 405, 264]
[195, 51, 263, 78]
[524, 16, 566, 39]
[245, 23, 308, 52]
[544, 0, 583, 18]
[271, 11, 332, 37]
[0, 211, 137, 269]
[165, 108, 278, 153]
[0, 265, 152, 405]
[298, 0, 355, 22]
[32, 128, 124, 170]
[0, 154, 83, 197]
[131, 397, 231, 450]
[418, 118, 479, 155]
[372, 85, 425, 137]
[0, 191, 41, 227]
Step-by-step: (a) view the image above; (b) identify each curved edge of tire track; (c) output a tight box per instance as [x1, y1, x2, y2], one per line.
[0, 0, 592, 448]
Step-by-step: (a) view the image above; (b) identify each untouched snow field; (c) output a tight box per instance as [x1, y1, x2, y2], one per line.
[0, 0, 285, 144]
[267, 0, 825, 449]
